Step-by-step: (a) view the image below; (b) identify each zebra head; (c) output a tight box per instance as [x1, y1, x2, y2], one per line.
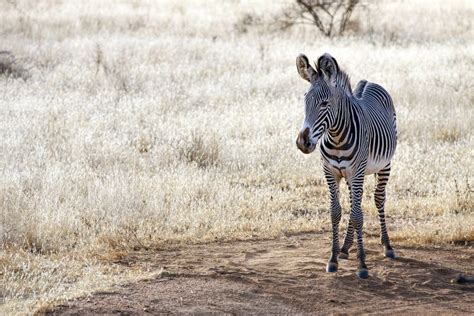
[295, 53, 340, 154]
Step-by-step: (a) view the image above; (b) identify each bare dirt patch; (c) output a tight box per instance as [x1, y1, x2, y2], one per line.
[51, 233, 474, 314]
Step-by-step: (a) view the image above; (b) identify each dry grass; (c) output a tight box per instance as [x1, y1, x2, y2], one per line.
[1, 0, 473, 313]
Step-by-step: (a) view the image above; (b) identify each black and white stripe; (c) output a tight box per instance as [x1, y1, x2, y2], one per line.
[296, 53, 397, 278]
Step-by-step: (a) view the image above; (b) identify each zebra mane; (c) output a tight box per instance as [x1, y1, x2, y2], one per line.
[335, 69, 352, 95]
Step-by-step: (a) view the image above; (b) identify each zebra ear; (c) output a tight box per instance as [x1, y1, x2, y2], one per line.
[296, 54, 318, 83]
[317, 53, 339, 86]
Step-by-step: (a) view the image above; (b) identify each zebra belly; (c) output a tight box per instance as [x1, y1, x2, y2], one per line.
[322, 148, 391, 177]
[324, 156, 389, 178]
[365, 156, 391, 175]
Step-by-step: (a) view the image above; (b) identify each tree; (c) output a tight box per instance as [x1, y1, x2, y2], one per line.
[279, 0, 360, 37]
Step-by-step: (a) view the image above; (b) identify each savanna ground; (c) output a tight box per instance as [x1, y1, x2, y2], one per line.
[1, 0, 473, 314]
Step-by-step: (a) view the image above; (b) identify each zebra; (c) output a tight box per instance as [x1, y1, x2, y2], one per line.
[295, 53, 397, 279]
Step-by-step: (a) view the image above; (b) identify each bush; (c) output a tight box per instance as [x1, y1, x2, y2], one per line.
[0, 51, 28, 79]
[178, 131, 220, 168]
[234, 13, 263, 34]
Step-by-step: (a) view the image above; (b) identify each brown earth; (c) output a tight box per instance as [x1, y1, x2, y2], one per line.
[51, 233, 474, 315]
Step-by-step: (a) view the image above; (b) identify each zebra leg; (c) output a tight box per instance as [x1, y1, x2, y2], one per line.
[324, 168, 341, 273]
[339, 219, 354, 259]
[349, 173, 368, 279]
[375, 165, 395, 259]
[340, 180, 354, 259]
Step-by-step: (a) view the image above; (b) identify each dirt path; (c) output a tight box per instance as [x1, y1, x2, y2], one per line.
[52, 233, 474, 314]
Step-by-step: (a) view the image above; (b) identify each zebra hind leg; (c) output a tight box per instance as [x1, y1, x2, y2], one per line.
[375, 166, 395, 259]
[339, 219, 353, 259]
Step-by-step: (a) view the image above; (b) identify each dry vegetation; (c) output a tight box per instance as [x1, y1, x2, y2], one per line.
[1, 0, 473, 313]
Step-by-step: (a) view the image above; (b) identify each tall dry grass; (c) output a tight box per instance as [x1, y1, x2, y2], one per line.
[1, 0, 473, 313]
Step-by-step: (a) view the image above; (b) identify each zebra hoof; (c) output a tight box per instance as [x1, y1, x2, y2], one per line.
[356, 268, 369, 279]
[384, 249, 396, 259]
[339, 251, 349, 260]
[326, 262, 338, 273]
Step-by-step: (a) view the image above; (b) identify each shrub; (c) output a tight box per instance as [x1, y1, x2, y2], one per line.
[234, 13, 263, 34]
[178, 131, 220, 168]
[0, 51, 28, 79]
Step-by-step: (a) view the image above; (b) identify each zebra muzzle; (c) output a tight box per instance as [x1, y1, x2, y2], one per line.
[296, 127, 315, 154]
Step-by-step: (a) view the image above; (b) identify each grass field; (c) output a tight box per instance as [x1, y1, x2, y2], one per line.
[1, 0, 473, 313]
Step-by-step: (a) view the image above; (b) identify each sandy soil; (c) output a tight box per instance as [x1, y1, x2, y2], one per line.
[51, 233, 474, 314]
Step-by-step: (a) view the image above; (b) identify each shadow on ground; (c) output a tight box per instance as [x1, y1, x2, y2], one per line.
[51, 233, 474, 314]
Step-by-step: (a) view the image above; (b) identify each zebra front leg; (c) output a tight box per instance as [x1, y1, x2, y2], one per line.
[349, 174, 368, 278]
[340, 179, 354, 259]
[324, 168, 342, 273]
[375, 165, 395, 259]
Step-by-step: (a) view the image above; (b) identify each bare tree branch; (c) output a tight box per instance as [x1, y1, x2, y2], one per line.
[277, 0, 362, 37]
[339, 0, 359, 35]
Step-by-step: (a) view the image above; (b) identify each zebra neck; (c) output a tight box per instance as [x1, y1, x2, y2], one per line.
[326, 97, 355, 146]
